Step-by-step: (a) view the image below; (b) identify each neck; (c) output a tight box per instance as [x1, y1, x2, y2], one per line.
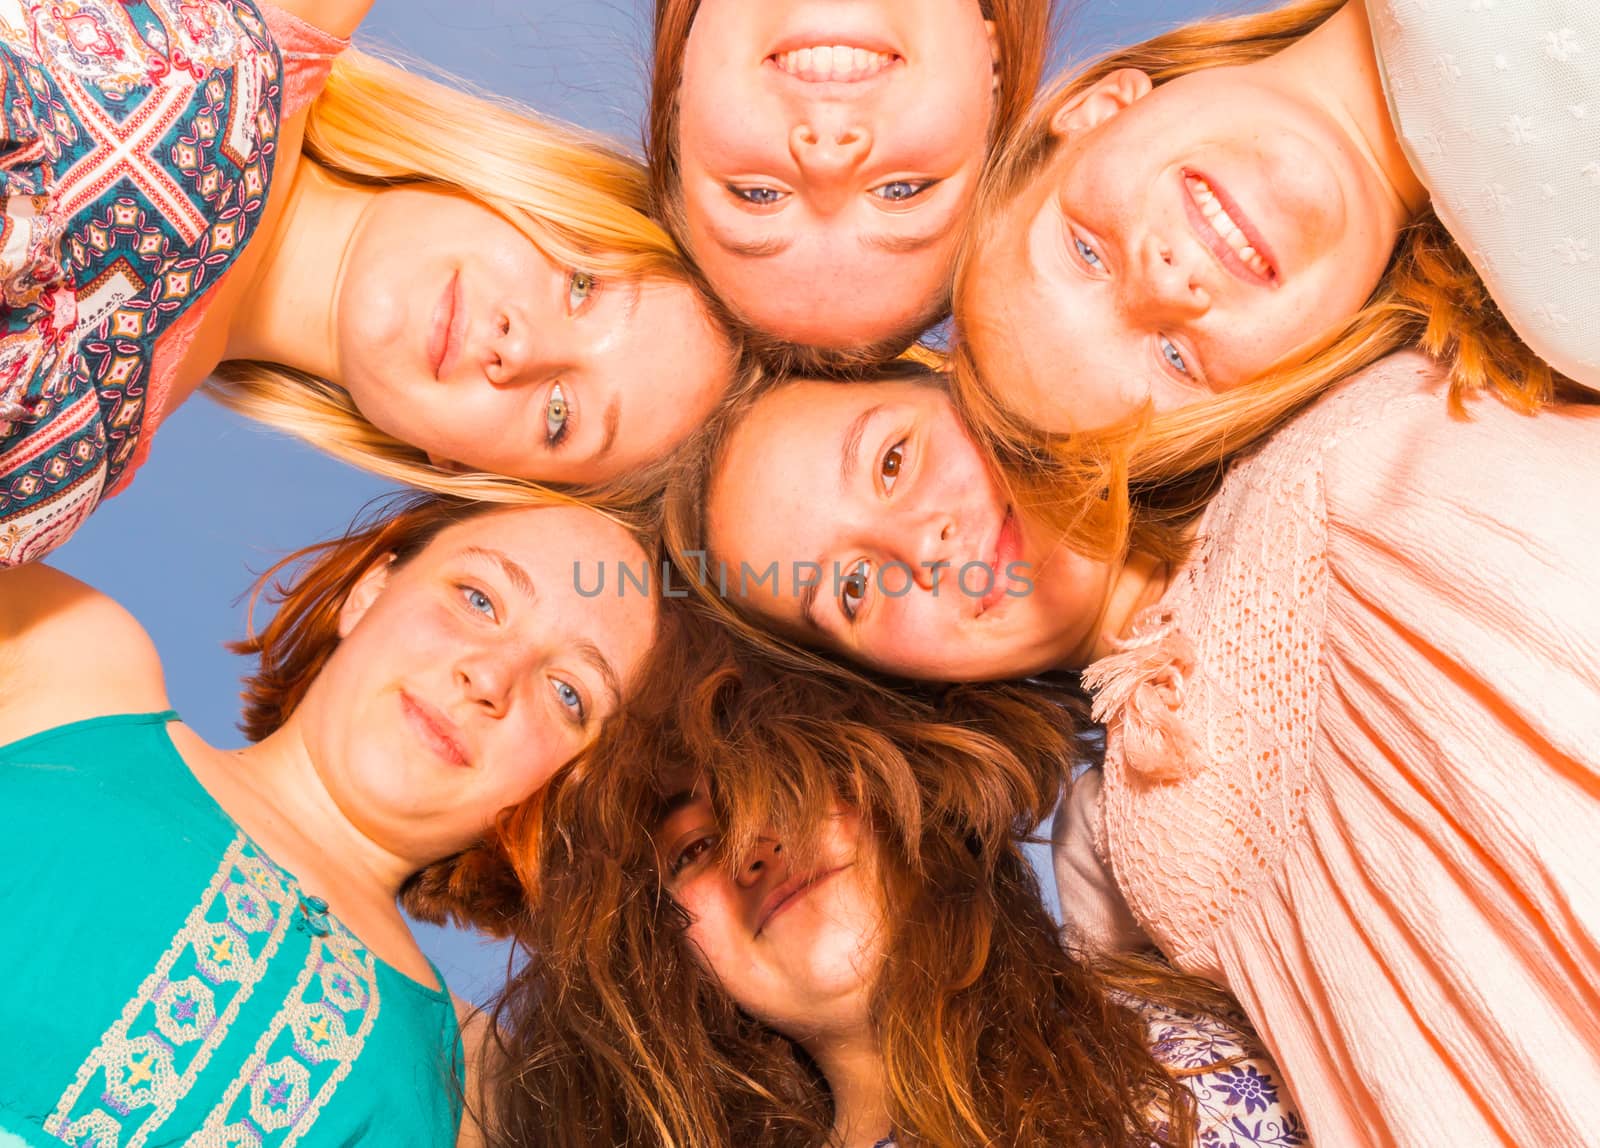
[1078, 548, 1172, 665]
[224, 159, 374, 376]
[809, 1030, 894, 1148]
[1265, 1, 1427, 218]
[209, 721, 423, 908]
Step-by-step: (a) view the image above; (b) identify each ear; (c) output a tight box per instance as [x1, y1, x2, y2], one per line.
[1050, 68, 1154, 139]
[985, 19, 999, 69]
[338, 554, 395, 638]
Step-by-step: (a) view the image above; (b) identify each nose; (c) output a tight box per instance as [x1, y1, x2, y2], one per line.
[735, 837, 785, 889]
[1123, 233, 1210, 323]
[482, 310, 542, 387]
[454, 645, 515, 717]
[789, 118, 872, 208]
[890, 513, 959, 592]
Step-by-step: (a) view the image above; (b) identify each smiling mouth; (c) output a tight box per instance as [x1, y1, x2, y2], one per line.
[768, 45, 900, 83]
[755, 864, 850, 937]
[977, 508, 1022, 616]
[1182, 170, 1278, 285]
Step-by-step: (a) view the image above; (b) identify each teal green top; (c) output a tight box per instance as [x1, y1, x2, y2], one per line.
[0, 713, 464, 1147]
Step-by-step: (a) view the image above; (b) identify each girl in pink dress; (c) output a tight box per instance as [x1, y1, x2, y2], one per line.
[671, 357, 1600, 1146]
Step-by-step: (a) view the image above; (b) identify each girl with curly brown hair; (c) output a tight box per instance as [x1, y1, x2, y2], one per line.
[482, 623, 1303, 1148]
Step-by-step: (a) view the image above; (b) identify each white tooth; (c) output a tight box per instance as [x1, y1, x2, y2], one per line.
[813, 45, 833, 74]
[1238, 245, 1256, 261]
[1218, 216, 1242, 241]
[854, 47, 870, 74]
[1201, 197, 1223, 218]
[797, 47, 813, 74]
[832, 45, 852, 75]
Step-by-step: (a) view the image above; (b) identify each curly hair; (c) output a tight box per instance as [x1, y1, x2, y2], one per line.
[481, 611, 1235, 1147]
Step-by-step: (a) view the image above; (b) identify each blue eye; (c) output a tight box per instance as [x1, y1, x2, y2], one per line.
[463, 586, 495, 618]
[1073, 236, 1104, 271]
[552, 678, 586, 722]
[731, 186, 785, 206]
[1159, 335, 1190, 376]
[874, 180, 930, 202]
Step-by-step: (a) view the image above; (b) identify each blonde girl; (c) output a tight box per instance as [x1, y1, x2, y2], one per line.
[954, 0, 1597, 452]
[0, 0, 735, 567]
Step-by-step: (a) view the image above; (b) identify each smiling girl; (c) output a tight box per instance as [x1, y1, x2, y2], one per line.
[648, 0, 1051, 365]
[667, 358, 1600, 1144]
[484, 629, 1303, 1147]
[955, 0, 1597, 441]
[0, 0, 735, 567]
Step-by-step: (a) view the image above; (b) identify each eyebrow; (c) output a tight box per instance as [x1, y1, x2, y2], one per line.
[595, 395, 621, 461]
[574, 637, 622, 710]
[861, 221, 954, 255]
[461, 546, 538, 602]
[707, 227, 793, 259]
[839, 403, 883, 486]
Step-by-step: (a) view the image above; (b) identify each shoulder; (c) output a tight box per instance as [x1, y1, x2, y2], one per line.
[258, 0, 370, 39]
[454, 998, 493, 1148]
[0, 565, 169, 745]
[1313, 352, 1600, 546]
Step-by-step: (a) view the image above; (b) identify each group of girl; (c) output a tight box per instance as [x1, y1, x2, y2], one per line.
[1, 0, 1595, 1146]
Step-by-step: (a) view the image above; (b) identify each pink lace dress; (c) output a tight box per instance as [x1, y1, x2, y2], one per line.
[1055, 351, 1600, 1146]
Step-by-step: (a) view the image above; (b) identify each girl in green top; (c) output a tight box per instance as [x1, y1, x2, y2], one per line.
[0, 493, 662, 1147]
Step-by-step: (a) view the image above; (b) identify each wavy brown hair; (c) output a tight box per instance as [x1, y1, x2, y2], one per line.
[647, 0, 1057, 373]
[482, 612, 1232, 1147]
[952, 0, 1572, 562]
[230, 492, 654, 937]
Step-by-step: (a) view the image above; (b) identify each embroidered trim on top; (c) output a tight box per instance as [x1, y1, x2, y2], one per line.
[187, 931, 382, 1147]
[46, 834, 299, 1148]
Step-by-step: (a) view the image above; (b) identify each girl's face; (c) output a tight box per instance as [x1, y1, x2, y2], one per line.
[300, 505, 658, 866]
[963, 65, 1402, 432]
[677, 0, 998, 349]
[657, 792, 882, 1042]
[336, 188, 735, 482]
[706, 378, 1108, 681]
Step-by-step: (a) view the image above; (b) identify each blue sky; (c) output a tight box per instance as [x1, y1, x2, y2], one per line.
[51, 0, 1257, 1004]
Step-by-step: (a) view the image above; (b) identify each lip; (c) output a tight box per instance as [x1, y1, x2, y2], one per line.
[766, 45, 902, 84]
[754, 864, 850, 938]
[400, 690, 472, 769]
[977, 508, 1022, 616]
[427, 270, 465, 380]
[1180, 167, 1280, 288]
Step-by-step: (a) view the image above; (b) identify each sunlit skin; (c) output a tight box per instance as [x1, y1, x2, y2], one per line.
[656, 792, 890, 1146]
[678, 0, 998, 348]
[706, 378, 1168, 681]
[963, 1, 1426, 432]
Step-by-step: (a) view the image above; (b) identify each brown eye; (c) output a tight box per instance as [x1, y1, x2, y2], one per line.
[881, 441, 905, 493]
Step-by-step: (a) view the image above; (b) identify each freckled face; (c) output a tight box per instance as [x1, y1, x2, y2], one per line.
[706, 378, 1110, 681]
[677, 0, 998, 348]
[299, 505, 659, 865]
[963, 66, 1400, 433]
[335, 187, 735, 482]
[657, 793, 881, 1042]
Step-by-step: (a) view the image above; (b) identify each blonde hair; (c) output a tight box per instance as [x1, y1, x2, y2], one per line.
[951, 0, 1567, 561]
[207, 49, 715, 513]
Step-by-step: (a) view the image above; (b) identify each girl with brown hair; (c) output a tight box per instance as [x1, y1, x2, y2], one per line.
[667, 357, 1600, 1145]
[0, 494, 661, 1145]
[482, 622, 1303, 1148]
[646, 0, 1053, 367]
